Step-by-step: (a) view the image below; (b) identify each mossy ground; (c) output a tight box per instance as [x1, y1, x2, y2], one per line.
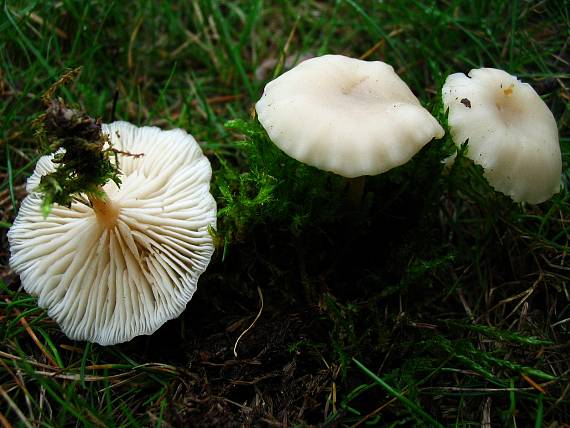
[1, 1, 569, 426]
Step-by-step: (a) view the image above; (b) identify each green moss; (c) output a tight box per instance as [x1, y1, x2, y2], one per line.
[34, 71, 123, 216]
[216, 119, 345, 244]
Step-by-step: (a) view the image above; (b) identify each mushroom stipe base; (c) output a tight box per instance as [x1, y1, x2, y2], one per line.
[90, 195, 120, 229]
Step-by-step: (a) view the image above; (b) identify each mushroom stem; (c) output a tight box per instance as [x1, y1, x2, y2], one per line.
[89, 190, 119, 228]
[346, 176, 366, 211]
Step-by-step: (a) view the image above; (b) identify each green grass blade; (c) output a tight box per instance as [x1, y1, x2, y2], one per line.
[353, 358, 444, 428]
[5, 144, 18, 215]
[211, 1, 254, 97]
[534, 394, 544, 428]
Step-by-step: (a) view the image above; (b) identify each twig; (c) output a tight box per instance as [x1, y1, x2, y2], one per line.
[190, 94, 244, 106]
[108, 148, 144, 158]
[359, 29, 405, 60]
[0, 410, 13, 428]
[0, 359, 33, 419]
[26, 12, 68, 39]
[350, 396, 398, 428]
[481, 397, 492, 428]
[0, 385, 32, 428]
[521, 374, 547, 394]
[273, 20, 298, 78]
[0, 350, 54, 370]
[32, 370, 134, 382]
[4, 299, 58, 367]
[128, 16, 144, 70]
[421, 386, 537, 392]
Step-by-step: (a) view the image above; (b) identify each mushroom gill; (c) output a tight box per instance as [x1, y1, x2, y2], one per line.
[8, 122, 217, 345]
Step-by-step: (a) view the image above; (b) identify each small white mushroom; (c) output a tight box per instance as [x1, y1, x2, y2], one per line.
[255, 54, 444, 178]
[442, 68, 561, 204]
[8, 121, 217, 346]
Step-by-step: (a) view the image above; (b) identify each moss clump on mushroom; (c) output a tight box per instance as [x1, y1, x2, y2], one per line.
[8, 74, 217, 345]
[9, 121, 217, 345]
[35, 98, 124, 217]
[32, 69, 129, 217]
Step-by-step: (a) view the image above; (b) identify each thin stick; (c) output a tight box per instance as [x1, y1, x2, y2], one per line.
[350, 396, 398, 428]
[4, 299, 58, 367]
[522, 374, 547, 394]
[0, 410, 13, 428]
[233, 287, 264, 358]
[0, 351, 54, 370]
[0, 386, 32, 428]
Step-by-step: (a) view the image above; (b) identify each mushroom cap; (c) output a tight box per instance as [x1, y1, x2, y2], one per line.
[442, 68, 561, 204]
[255, 54, 444, 178]
[8, 121, 217, 346]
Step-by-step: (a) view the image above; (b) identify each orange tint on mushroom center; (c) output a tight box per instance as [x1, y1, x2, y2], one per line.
[92, 197, 120, 228]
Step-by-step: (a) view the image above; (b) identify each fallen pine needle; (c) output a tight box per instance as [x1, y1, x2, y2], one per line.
[233, 286, 264, 358]
[4, 299, 58, 367]
[0, 385, 32, 428]
[522, 374, 547, 394]
[0, 410, 13, 428]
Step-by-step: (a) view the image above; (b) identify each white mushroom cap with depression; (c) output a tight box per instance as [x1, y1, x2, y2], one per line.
[442, 68, 561, 204]
[8, 122, 217, 346]
[255, 54, 444, 178]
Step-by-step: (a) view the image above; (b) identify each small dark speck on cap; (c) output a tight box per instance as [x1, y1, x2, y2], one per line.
[460, 98, 471, 108]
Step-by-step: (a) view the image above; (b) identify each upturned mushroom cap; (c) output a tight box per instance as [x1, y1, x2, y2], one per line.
[255, 54, 444, 178]
[442, 68, 561, 204]
[8, 121, 217, 345]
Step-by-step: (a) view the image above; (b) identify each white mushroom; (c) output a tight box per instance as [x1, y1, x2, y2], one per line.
[255, 54, 445, 178]
[442, 68, 561, 204]
[8, 121, 217, 346]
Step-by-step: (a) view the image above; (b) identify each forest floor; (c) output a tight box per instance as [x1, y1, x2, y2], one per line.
[1, 1, 569, 426]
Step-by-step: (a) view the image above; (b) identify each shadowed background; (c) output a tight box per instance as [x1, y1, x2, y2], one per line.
[1, 1, 569, 426]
